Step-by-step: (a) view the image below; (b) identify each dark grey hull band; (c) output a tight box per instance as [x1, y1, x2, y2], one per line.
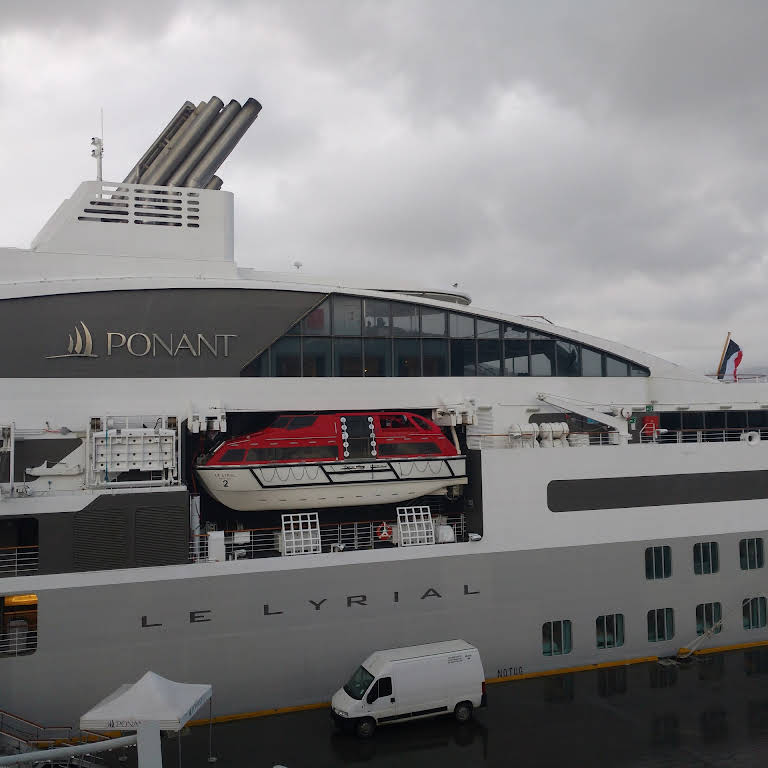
[547, 470, 768, 512]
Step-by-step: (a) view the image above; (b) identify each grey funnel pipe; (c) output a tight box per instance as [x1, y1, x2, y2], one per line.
[168, 100, 241, 187]
[141, 97, 224, 186]
[185, 98, 261, 188]
[122, 101, 195, 184]
[205, 175, 223, 190]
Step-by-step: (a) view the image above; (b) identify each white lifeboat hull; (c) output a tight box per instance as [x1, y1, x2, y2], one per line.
[195, 456, 468, 511]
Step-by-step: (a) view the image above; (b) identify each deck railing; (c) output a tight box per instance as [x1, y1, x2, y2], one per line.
[0, 545, 39, 577]
[0, 629, 37, 656]
[190, 515, 467, 562]
[639, 427, 768, 445]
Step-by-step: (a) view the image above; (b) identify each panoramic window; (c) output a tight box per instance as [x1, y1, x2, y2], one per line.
[740, 538, 764, 570]
[693, 542, 720, 575]
[743, 597, 767, 630]
[645, 546, 672, 579]
[378, 441, 442, 456]
[542, 619, 572, 656]
[596, 613, 625, 649]
[648, 608, 674, 642]
[219, 449, 245, 463]
[242, 295, 651, 379]
[696, 602, 722, 635]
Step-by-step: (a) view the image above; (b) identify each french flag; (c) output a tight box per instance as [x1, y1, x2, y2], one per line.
[717, 339, 743, 381]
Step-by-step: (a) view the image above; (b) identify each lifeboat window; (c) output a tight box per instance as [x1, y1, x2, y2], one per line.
[278, 445, 338, 460]
[1, 593, 37, 657]
[220, 449, 246, 463]
[379, 441, 441, 456]
[379, 415, 410, 430]
[285, 415, 317, 430]
[247, 447, 275, 461]
[411, 415, 433, 430]
[272, 416, 292, 428]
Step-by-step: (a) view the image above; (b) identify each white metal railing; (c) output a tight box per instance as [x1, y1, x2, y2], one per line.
[0, 545, 39, 577]
[705, 374, 768, 383]
[640, 427, 768, 445]
[0, 708, 109, 749]
[471, 432, 619, 449]
[190, 516, 468, 562]
[0, 630, 37, 656]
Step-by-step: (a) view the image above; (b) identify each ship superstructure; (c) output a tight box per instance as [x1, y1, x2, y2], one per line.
[3, 98, 768, 728]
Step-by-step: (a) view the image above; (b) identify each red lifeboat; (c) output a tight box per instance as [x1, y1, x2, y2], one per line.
[195, 412, 466, 512]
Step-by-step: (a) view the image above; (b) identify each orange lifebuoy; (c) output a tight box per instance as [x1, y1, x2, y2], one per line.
[377, 522, 393, 541]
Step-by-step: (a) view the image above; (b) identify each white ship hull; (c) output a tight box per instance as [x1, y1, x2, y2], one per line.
[195, 457, 467, 511]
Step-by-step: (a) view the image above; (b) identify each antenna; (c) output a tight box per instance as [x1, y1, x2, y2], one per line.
[91, 108, 104, 182]
[292, 261, 303, 271]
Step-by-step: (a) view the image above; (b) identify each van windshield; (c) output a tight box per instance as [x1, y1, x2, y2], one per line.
[343, 665, 374, 700]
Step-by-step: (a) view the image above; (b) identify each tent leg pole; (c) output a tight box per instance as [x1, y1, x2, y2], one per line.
[178, 727, 182, 768]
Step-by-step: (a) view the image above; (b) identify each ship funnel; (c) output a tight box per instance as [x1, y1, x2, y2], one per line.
[124, 96, 261, 190]
[122, 101, 195, 184]
[184, 98, 262, 189]
[141, 97, 225, 186]
[167, 100, 241, 187]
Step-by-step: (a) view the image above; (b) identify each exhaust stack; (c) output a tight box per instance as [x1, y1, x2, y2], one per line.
[125, 96, 261, 190]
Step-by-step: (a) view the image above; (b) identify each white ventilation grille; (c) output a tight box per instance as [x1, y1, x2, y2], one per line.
[77, 184, 202, 228]
[281, 512, 321, 556]
[396, 506, 435, 547]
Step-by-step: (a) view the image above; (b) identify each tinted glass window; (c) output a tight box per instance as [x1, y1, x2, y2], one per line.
[705, 411, 725, 429]
[272, 416, 292, 428]
[271, 337, 301, 376]
[530, 339, 555, 376]
[555, 341, 580, 376]
[278, 445, 338, 460]
[605, 356, 629, 376]
[504, 324, 528, 340]
[246, 447, 275, 461]
[285, 323, 300, 335]
[477, 339, 502, 376]
[363, 300, 391, 336]
[335, 339, 362, 376]
[477, 319, 500, 338]
[682, 411, 705, 429]
[420, 307, 447, 336]
[302, 299, 330, 335]
[412, 415, 432, 430]
[422, 339, 448, 376]
[451, 339, 476, 376]
[631, 364, 650, 377]
[379, 677, 392, 697]
[504, 339, 529, 375]
[364, 338, 391, 376]
[286, 415, 317, 429]
[395, 339, 421, 376]
[303, 337, 331, 376]
[391, 303, 420, 336]
[242, 350, 269, 377]
[449, 313, 475, 338]
[582, 347, 603, 376]
[727, 411, 747, 429]
[379, 441, 441, 455]
[333, 296, 362, 335]
[379, 415, 410, 429]
[749, 411, 768, 428]
[220, 449, 245, 462]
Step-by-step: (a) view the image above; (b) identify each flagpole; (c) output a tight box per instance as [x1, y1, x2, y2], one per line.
[716, 331, 731, 378]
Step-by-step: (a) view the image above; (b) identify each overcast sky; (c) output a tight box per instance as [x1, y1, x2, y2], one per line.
[1, 1, 766, 372]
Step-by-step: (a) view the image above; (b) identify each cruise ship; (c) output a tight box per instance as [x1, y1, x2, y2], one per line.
[3, 96, 768, 731]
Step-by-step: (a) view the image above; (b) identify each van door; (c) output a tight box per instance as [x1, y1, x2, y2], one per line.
[363, 676, 396, 723]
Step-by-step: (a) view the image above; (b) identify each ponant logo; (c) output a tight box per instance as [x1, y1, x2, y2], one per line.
[46, 321, 98, 359]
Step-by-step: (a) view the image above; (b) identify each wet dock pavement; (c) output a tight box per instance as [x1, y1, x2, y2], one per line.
[105, 648, 768, 768]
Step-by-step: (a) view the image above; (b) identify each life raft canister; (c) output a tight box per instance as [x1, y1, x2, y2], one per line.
[377, 522, 393, 541]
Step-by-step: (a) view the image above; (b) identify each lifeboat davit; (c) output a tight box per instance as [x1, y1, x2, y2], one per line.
[194, 412, 467, 511]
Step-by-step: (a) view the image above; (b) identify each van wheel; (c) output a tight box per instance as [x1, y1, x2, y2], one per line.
[355, 717, 376, 739]
[454, 701, 473, 723]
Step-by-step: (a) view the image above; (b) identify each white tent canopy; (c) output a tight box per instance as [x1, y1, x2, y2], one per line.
[80, 671, 212, 731]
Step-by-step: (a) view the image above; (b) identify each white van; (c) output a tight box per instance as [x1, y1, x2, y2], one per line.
[331, 640, 486, 738]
